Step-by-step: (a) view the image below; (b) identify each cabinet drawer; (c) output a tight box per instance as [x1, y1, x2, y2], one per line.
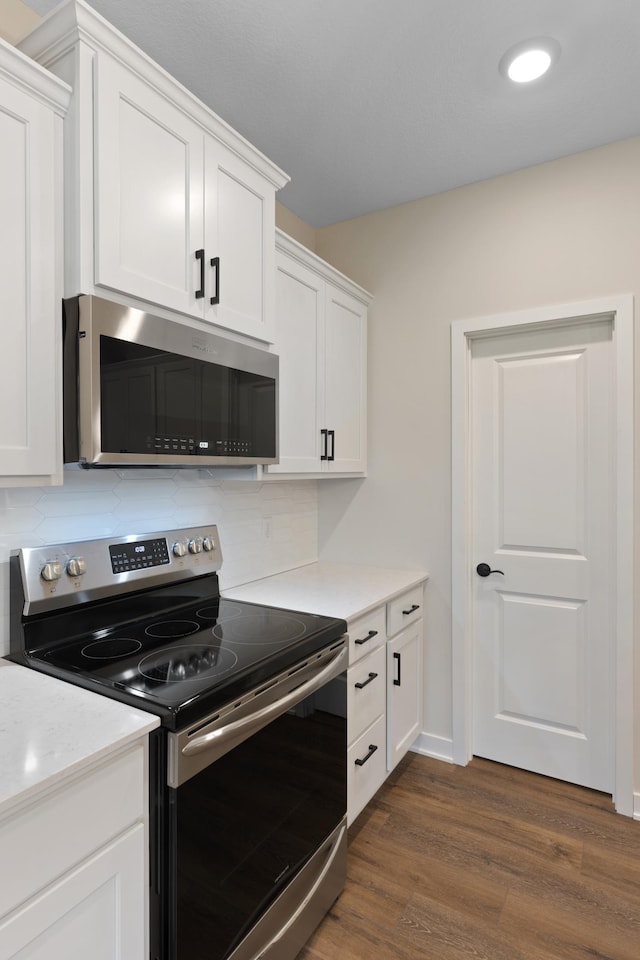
[387, 585, 423, 637]
[0, 742, 145, 919]
[347, 644, 386, 744]
[347, 714, 387, 826]
[347, 607, 386, 665]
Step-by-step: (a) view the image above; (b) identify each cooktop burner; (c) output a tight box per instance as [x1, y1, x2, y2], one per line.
[139, 644, 238, 684]
[211, 613, 306, 645]
[144, 619, 201, 639]
[82, 638, 143, 659]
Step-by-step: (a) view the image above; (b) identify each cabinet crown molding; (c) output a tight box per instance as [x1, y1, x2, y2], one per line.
[0, 35, 70, 114]
[18, 0, 289, 190]
[276, 228, 373, 306]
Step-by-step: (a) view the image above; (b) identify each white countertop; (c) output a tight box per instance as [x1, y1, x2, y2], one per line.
[223, 561, 429, 622]
[0, 660, 159, 818]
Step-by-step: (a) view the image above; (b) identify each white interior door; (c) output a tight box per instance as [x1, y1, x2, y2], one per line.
[471, 317, 613, 792]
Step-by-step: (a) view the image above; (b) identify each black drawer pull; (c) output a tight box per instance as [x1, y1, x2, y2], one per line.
[393, 651, 401, 686]
[354, 629, 378, 646]
[402, 604, 420, 615]
[355, 671, 378, 690]
[355, 744, 378, 767]
[195, 248, 205, 299]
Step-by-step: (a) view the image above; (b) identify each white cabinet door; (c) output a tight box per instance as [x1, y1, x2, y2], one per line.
[0, 49, 67, 485]
[204, 138, 276, 342]
[268, 252, 324, 473]
[95, 54, 205, 316]
[324, 285, 367, 473]
[387, 621, 423, 771]
[0, 825, 145, 960]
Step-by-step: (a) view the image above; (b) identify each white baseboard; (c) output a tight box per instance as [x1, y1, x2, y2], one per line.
[410, 731, 454, 764]
[633, 792, 640, 820]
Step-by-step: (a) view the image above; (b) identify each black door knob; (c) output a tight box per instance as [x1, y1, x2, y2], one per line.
[476, 563, 505, 577]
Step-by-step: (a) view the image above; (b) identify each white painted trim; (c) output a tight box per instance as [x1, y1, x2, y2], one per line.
[411, 732, 454, 764]
[0, 35, 70, 114]
[451, 295, 635, 815]
[275, 229, 373, 305]
[633, 792, 640, 821]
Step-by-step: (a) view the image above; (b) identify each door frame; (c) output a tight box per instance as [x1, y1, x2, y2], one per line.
[451, 295, 634, 815]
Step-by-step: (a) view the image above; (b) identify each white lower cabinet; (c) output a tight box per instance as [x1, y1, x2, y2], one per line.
[0, 826, 144, 960]
[386, 585, 424, 773]
[346, 582, 426, 825]
[0, 742, 149, 960]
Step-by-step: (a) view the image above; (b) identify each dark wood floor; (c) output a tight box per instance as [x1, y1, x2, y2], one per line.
[299, 753, 640, 960]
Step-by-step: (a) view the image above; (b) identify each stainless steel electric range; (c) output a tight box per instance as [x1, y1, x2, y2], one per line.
[9, 526, 348, 960]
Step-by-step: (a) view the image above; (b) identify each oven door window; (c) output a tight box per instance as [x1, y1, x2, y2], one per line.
[99, 335, 276, 459]
[169, 684, 346, 960]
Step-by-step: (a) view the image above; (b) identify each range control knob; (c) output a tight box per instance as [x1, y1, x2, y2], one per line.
[188, 537, 203, 554]
[172, 540, 188, 558]
[202, 536, 216, 553]
[66, 557, 86, 578]
[41, 561, 62, 582]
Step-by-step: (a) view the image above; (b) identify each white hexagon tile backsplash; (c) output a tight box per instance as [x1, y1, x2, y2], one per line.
[0, 469, 318, 657]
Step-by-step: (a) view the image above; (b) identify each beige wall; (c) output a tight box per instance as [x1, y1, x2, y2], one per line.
[275, 201, 316, 252]
[0, 0, 40, 44]
[315, 137, 640, 779]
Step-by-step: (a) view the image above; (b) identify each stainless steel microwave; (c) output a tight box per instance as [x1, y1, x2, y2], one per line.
[62, 295, 278, 467]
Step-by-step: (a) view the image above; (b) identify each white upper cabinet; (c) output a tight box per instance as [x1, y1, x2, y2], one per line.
[19, 0, 287, 343]
[268, 231, 371, 477]
[0, 39, 69, 487]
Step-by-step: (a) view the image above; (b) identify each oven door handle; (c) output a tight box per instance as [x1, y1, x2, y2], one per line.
[181, 646, 347, 758]
[252, 821, 347, 960]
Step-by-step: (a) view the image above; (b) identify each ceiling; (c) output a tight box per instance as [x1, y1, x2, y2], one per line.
[26, 0, 640, 228]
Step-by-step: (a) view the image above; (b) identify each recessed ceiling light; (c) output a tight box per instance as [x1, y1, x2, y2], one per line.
[499, 38, 561, 84]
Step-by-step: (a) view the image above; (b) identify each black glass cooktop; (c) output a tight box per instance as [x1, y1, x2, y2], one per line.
[18, 578, 346, 729]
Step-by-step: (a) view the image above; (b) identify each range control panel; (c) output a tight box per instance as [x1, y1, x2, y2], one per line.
[109, 538, 170, 574]
[17, 525, 222, 616]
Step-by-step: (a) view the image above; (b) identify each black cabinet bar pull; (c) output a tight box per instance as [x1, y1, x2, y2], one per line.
[210, 256, 220, 305]
[402, 604, 420, 615]
[320, 429, 329, 460]
[393, 651, 401, 686]
[328, 429, 335, 461]
[355, 744, 378, 767]
[354, 629, 378, 646]
[195, 248, 205, 299]
[355, 671, 378, 690]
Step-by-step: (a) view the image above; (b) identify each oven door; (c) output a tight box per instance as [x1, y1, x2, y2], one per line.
[151, 644, 347, 960]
